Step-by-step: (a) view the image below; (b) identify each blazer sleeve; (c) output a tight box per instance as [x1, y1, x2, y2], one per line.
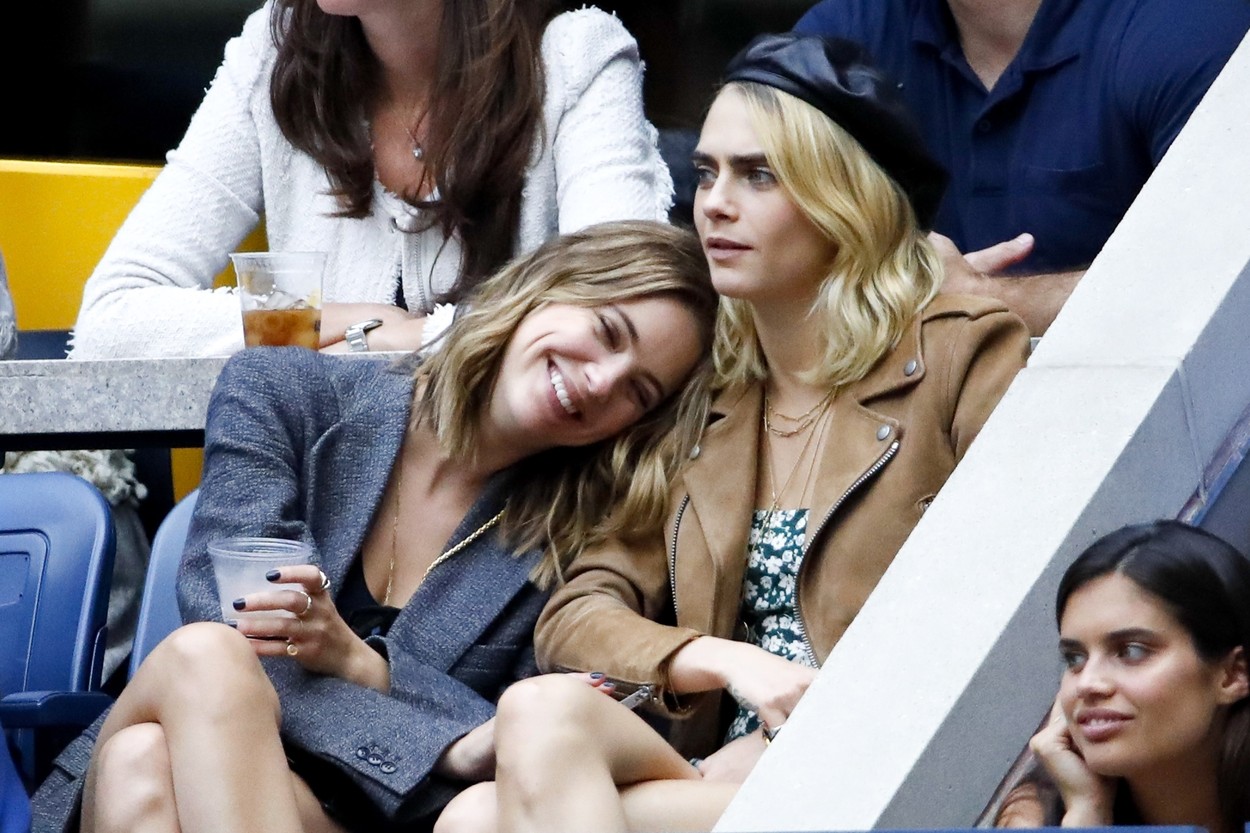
[176, 349, 501, 818]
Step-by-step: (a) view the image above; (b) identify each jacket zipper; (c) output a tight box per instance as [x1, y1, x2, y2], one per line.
[793, 439, 900, 666]
[412, 234, 431, 313]
[668, 495, 690, 621]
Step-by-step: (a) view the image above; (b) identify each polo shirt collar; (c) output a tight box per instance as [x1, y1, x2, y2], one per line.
[911, 0, 1082, 73]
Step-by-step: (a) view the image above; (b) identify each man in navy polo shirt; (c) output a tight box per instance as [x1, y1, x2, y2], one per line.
[794, 0, 1250, 335]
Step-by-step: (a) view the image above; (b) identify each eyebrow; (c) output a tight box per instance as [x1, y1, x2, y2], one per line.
[1058, 627, 1160, 651]
[690, 151, 770, 170]
[610, 304, 664, 404]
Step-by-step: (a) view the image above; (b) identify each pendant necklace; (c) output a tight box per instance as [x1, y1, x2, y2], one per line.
[383, 457, 504, 607]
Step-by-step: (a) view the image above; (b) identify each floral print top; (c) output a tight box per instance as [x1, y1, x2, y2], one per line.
[726, 508, 818, 742]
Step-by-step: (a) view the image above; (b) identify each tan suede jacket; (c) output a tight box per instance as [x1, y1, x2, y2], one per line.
[535, 294, 1031, 756]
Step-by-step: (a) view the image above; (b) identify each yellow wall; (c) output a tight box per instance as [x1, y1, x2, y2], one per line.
[0, 158, 265, 499]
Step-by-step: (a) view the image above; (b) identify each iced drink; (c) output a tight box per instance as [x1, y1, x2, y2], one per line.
[230, 252, 326, 349]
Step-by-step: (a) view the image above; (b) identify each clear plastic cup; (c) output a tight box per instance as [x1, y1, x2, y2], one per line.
[207, 537, 313, 620]
[230, 252, 326, 349]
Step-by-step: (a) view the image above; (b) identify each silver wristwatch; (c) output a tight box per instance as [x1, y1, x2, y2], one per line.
[344, 318, 384, 352]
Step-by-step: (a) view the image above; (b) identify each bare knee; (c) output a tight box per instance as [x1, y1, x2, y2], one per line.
[434, 782, 498, 833]
[495, 675, 613, 776]
[147, 622, 280, 722]
[89, 724, 174, 828]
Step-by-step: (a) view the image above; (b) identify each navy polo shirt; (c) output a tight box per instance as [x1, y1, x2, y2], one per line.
[795, 0, 1250, 273]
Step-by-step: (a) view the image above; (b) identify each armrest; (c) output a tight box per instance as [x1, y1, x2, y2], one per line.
[0, 691, 113, 728]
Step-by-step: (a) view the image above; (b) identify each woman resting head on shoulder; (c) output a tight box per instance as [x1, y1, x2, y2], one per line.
[1000, 520, 1250, 833]
[436, 33, 1030, 833]
[34, 220, 716, 833]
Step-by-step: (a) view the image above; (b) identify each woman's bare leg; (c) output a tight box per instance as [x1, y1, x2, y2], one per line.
[620, 779, 740, 832]
[89, 723, 179, 833]
[82, 623, 303, 833]
[437, 768, 739, 833]
[434, 782, 498, 833]
[492, 675, 701, 833]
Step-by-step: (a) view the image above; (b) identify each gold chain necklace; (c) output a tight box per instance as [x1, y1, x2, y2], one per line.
[764, 398, 830, 515]
[763, 390, 834, 438]
[384, 459, 505, 607]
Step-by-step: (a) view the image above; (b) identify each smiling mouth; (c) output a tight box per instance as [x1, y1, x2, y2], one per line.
[549, 365, 581, 417]
[1076, 710, 1131, 742]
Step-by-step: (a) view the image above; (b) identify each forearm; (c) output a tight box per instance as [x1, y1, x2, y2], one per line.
[963, 269, 1083, 337]
[665, 636, 741, 694]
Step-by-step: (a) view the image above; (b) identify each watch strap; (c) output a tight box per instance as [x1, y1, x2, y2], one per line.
[345, 318, 384, 353]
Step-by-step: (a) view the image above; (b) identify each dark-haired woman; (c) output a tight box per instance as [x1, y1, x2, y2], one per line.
[996, 520, 1250, 833]
[70, 0, 672, 359]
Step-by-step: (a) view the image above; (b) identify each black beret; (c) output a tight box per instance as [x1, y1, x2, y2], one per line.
[723, 32, 948, 229]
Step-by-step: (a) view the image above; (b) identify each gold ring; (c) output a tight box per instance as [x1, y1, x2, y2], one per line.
[286, 641, 299, 657]
[317, 570, 331, 594]
[296, 590, 313, 618]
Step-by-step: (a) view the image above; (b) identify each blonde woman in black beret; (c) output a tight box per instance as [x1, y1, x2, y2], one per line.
[434, 34, 1032, 833]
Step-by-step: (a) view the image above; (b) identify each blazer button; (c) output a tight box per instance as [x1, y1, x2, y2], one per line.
[904, 359, 918, 376]
[356, 746, 370, 760]
[380, 762, 397, 774]
[877, 425, 891, 441]
[367, 753, 383, 766]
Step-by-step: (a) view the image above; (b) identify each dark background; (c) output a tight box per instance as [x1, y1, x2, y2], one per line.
[0, 0, 810, 163]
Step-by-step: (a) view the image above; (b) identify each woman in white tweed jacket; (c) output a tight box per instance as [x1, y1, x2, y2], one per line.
[70, 0, 672, 360]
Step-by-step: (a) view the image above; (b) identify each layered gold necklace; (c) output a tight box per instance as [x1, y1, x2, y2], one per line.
[761, 393, 833, 517]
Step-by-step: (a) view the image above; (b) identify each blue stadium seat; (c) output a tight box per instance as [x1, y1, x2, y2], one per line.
[0, 472, 116, 790]
[0, 732, 30, 833]
[127, 489, 197, 677]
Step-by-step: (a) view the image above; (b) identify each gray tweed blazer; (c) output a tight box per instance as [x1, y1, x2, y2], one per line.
[32, 348, 548, 831]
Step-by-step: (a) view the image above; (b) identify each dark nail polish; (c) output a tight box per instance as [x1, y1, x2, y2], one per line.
[225, 619, 239, 628]
[589, 672, 605, 680]
[265, 569, 281, 582]
[232, 598, 247, 610]
[601, 682, 615, 690]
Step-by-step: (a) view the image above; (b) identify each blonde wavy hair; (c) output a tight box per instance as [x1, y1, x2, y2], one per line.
[713, 82, 943, 390]
[415, 220, 717, 587]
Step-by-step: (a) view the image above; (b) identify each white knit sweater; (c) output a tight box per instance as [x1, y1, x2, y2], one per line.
[70, 5, 673, 359]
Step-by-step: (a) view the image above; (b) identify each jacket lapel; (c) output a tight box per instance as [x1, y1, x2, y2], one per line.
[306, 360, 415, 591]
[680, 385, 761, 630]
[386, 473, 539, 671]
[807, 314, 927, 536]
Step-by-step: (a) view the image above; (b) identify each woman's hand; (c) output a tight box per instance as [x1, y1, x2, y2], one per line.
[230, 565, 390, 692]
[1029, 699, 1115, 826]
[669, 637, 816, 732]
[318, 302, 426, 353]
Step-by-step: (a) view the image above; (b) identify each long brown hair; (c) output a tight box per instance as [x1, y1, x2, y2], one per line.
[269, 0, 556, 300]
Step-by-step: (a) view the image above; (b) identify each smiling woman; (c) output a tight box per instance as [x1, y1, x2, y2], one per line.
[997, 520, 1250, 833]
[30, 220, 717, 833]
[438, 33, 1030, 833]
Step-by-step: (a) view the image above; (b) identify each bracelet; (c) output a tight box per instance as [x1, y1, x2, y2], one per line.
[762, 724, 782, 745]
